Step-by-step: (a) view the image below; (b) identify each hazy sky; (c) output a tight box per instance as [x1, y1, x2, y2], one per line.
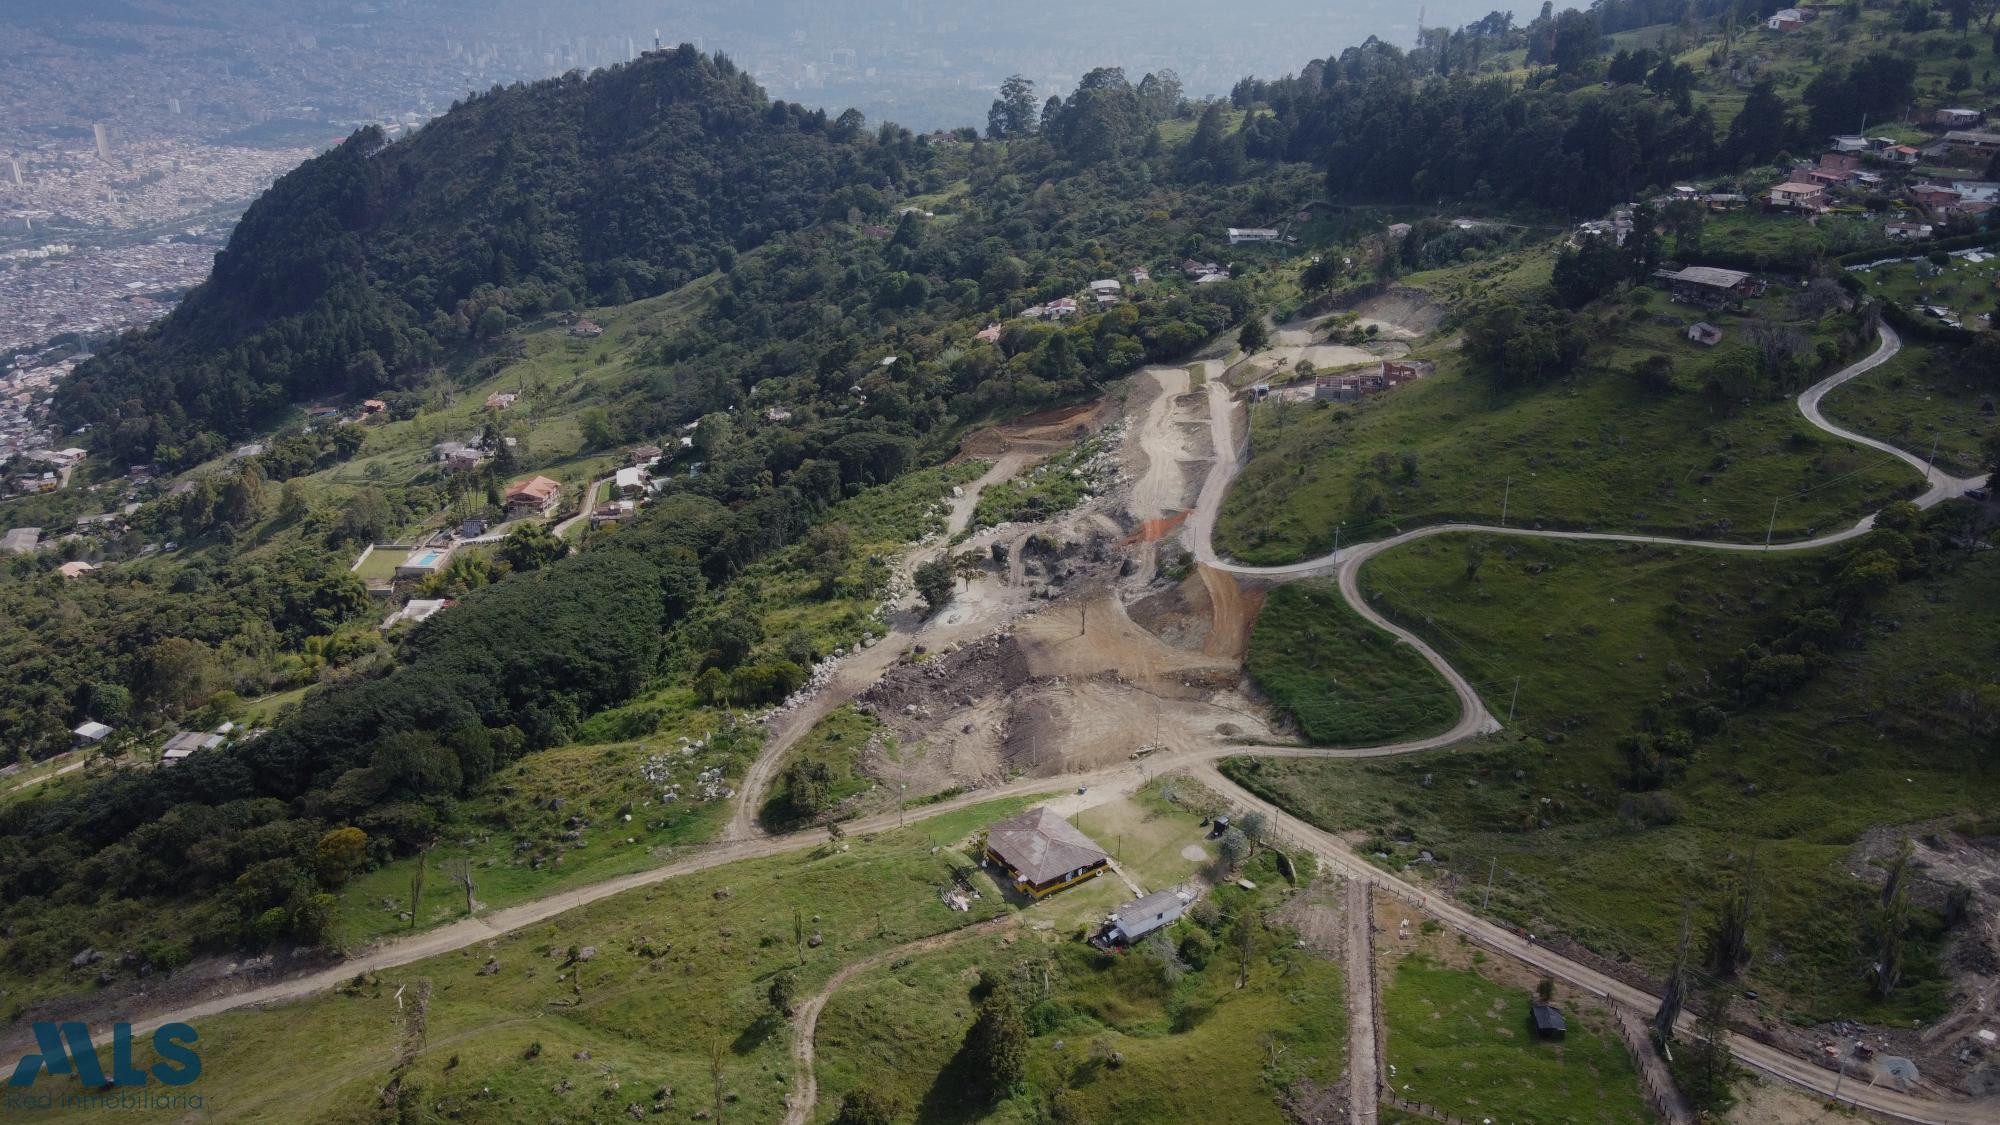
[4, 0, 1509, 143]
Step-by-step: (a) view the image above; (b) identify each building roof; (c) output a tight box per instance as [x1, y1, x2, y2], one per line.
[161, 731, 223, 756]
[506, 475, 561, 503]
[986, 806, 1109, 886]
[1531, 1002, 1568, 1033]
[614, 466, 647, 490]
[57, 560, 96, 578]
[1944, 130, 2000, 144]
[1771, 181, 1824, 194]
[1659, 265, 1751, 289]
[2, 527, 41, 553]
[73, 721, 112, 740]
[1110, 889, 1186, 937]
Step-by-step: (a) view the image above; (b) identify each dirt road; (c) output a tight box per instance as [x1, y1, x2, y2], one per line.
[53, 326, 1997, 1124]
[782, 917, 1015, 1125]
[726, 453, 1027, 842]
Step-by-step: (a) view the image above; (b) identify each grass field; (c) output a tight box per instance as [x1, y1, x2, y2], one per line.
[1821, 339, 1997, 477]
[349, 545, 411, 581]
[1224, 533, 2000, 1025]
[758, 704, 887, 832]
[1852, 253, 2000, 328]
[50, 799, 1039, 1123]
[1383, 954, 1651, 1124]
[1066, 784, 1214, 892]
[1246, 580, 1460, 744]
[811, 847, 1345, 1124]
[1214, 323, 1918, 565]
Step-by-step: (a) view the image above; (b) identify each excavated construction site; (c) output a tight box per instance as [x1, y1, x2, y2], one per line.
[841, 363, 1284, 803]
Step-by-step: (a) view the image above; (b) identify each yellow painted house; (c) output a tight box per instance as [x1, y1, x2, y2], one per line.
[982, 807, 1109, 899]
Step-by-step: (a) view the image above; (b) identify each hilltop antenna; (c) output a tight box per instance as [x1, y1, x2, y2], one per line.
[653, 28, 661, 51]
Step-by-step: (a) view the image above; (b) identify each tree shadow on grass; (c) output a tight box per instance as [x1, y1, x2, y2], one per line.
[731, 1013, 782, 1055]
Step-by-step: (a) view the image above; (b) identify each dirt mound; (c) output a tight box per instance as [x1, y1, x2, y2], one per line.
[960, 397, 1115, 458]
[1350, 286, 1444, 337]
[1127, 571, 1214, 653]
[857, 633, 1032, 728]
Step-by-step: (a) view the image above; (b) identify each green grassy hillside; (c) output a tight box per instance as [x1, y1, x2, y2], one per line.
[1227, 521, 1999, 1024]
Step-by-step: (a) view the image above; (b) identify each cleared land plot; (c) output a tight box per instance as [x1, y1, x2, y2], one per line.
[1247, 579, 1459, 745]
[58, 800, 1032, 1124]
[1383, 954, 1651, 1125]
[1225, 535, 2000, 1024]
[811, 848, 1344, 1124]
[1215, 336, 1917, 566]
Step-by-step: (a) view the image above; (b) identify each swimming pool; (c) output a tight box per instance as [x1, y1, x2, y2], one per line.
[409, 550, 445, 568]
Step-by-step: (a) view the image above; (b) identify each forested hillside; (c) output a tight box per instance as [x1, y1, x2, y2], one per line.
[10, 0, 1997, 1032]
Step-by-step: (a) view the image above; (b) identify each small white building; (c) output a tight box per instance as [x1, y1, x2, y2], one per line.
[1227, 227, 1281, 244]
[614, 465, 649, 498]
[160, 731, 224, 765]
[73, 721, 113, 746]
[1106, 889, 1191, 944]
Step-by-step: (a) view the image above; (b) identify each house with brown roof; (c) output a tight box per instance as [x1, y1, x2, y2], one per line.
[983, 807, 1110, 899]
[1768, 181, 1827, 211]
[504, 475, 562, 518]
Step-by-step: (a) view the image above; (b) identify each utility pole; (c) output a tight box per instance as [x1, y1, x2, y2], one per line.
[1507, 676, 1521, 722]
[1925, 432, 1940, 478]
[1481, 856, 1497, 909]
[1500, 477, 1512, 527]
[1765, 496, 1779, 549]
[1334, 522, 1343, 555]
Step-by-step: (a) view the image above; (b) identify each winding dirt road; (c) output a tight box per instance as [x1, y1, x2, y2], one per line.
[725, 453, 1027, 842]
[49, 325, 1997, 1124]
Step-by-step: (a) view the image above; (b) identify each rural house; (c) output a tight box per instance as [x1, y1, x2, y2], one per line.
[569, 318, 603, 337]
[1768, 181, 1827, 211]
[1935, 108, 1983, 129]
[1764, 7, 1804, 29]
[1653, 265, 1762, 309]
[1944, 130, 2000, 157]
[982, 807, 1110, 899]
[1228, 227, 1281, 244]
[485, 391, 519, 411]
[504, 475, 563, 517]
[1687, 322, 1723, 346]
[161, 731, 224, 765]
[614, 465, 651, 498]
[1530, 1002, 1568, 1039]
[1101, 889, 1191, 946]
[72, 721, 112, 746]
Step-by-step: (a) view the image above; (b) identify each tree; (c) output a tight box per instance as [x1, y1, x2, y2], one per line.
[497, 523, 567, 573]
[768, 968, 799, 1017]
[1230, 907, 1260, 988]
[914, 556, 955, 614]
[314, 827, 369, 887]
[1677, 988, 1741, 1114]
[408, 843, 429, 929]
[830, 1089, 903, 1125]
[988, 75, 1039, 138]
[969, 987, 1029, 1099]
[1705, 850, 1755, 977]
[1237, 317, 1269, 354]
[951, 551, 985, 590]
[1873, 839, 1914, 998]
[1724, 79, 1790, 165]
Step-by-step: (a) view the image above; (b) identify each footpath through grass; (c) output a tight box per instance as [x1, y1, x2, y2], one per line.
[1247, 580, 1460, 745]
[47, 798, 1037, 1123]
[811, 848, 1345, 1125]
[1225, 532, 2000, 1025]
